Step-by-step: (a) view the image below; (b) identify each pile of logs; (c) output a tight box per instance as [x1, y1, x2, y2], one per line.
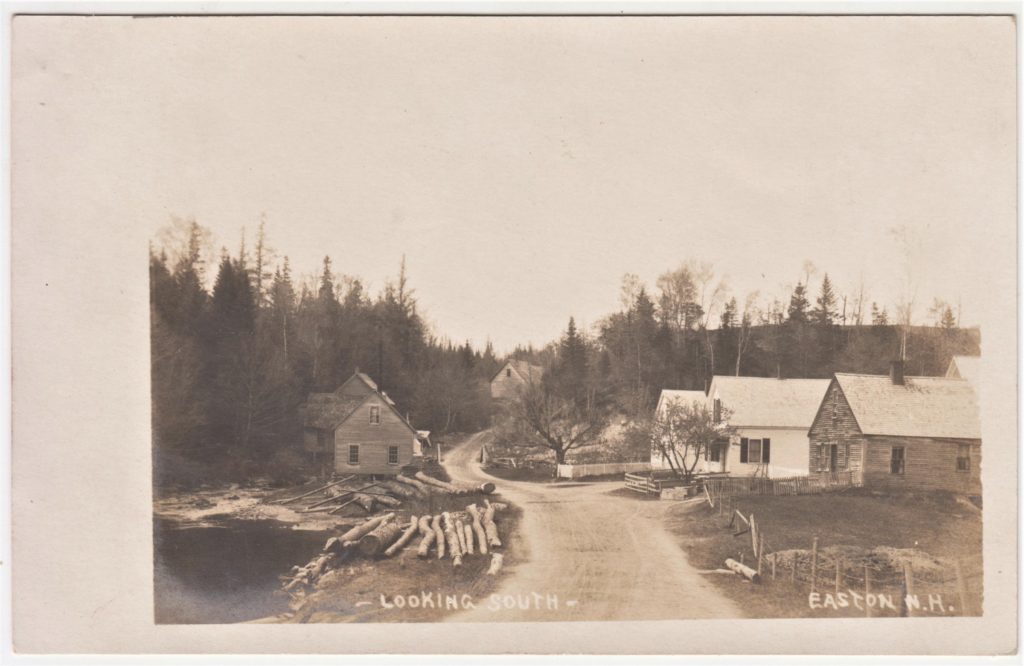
[279, 499, 508, 599]
[270, 472, 495, 516]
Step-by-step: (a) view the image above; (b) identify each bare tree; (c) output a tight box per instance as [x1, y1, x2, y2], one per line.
[646, 400, 737, 483]
[734, 292, 760, 376]
[510, 379, 604, 466]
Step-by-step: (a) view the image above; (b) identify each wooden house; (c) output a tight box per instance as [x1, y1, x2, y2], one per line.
[490, 360, 544, 400]
[705, 376, 831, 478]
[807, 362, 981, 495]
[300, 372, 422, 476]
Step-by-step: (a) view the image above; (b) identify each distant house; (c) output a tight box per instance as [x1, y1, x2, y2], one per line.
[706, 376, 831, 478]
[490, 360, 544, 400]
[299, 372, 422, 476]
[651, 389, 708, 472]
[807, 362, 981, 495]
[946, 355, 980, 385]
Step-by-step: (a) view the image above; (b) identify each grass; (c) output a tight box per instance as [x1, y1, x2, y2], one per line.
[665, 489, 982, 618]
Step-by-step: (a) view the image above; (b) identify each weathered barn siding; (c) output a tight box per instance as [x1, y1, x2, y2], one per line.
[808, 381, 865, 473]
[808, 377, 981, 494]
[334, 395, 416, 475]
[861, 437, 981, 494]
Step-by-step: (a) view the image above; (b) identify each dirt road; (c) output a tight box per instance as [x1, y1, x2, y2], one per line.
[443, 432, 742, 622]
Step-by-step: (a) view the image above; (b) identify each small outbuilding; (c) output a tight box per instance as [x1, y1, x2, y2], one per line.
[807, 362, 981, 494]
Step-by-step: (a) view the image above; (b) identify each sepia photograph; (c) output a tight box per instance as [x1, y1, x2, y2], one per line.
[8, 6, 1019, 656]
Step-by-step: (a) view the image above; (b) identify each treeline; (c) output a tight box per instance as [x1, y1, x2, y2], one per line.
[523, 261, 980, 420]
[150, 219, 497, 486]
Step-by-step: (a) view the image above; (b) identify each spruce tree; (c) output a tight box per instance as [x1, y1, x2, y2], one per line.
[812, 273, 838, 325]
[787, 282, 810, 323]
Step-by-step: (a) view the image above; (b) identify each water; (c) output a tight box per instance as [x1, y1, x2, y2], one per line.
[153, 517, 330, 624]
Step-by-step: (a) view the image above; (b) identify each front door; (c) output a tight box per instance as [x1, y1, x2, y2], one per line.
[829, 444, 838, 473]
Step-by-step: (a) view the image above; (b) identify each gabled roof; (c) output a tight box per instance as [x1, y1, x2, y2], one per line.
[655, 389, 707, 416]
[336, 371, 397, 405]
[492, 359, 544, 383]
[708, 376, 831, 429]
[301, 393, 368, 430]
[833, 373, 980, 439]
[946, 355, 980, 385]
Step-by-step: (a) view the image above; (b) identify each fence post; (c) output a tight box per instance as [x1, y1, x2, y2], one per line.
[902, 562, 915, 618]
[864, 565, 872, 618]
[955, 559, 970, 616]
[757, 533, 764, 577]
[791, 555, 797, 584]
[810, 537, 819, 595]
[771, 552, 777, 580]
[835, 556, 842, 596]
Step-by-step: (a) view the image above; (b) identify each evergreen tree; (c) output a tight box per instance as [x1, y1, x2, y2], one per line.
[812, 273, 838, 325]
[787, 282, 810, 323]
[720, 297, 737, 329]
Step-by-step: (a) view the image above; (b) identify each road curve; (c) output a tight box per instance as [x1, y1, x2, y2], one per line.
[443, 432, 742, 622]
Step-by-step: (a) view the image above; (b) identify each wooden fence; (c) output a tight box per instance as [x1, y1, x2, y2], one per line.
[706, 496, 982, 617]
[703, 470, 863, 500]
[558, 462, 652, 479]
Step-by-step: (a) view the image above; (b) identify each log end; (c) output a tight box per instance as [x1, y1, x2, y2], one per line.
[480, 482, 496, 495]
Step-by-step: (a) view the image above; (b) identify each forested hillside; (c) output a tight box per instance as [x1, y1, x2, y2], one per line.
[151, 221, 980, 486]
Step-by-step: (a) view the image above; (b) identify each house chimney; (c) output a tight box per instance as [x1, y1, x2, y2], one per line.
[890, 360, 905, 385]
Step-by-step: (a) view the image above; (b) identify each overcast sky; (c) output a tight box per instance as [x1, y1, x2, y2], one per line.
[14, 16, 1015, 353]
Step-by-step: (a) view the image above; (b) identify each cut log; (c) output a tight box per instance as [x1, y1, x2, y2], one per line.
[484, 500, 509, 512]
[455, 518, 468, 553]
[415, 515, 436, 557]
[463, 522, 475, 555]
[276, 475, 356, 504]
[327, 497, 359, 515]
[306, 482, 380, 509]
[370, 493, 403, 508]
[466, 504, 489, 555]
[385, 517, 420, 557]
[431, 514, 446, 559]
[487, 553, 504, 575]
[482, 501, 502, 548]
[477, 482, 497, 495]
[334, 513, 395, 545]
[354, 494, 376, 513]
[359, 521, 403, 557]
[415, 472, 464, 494]
[441, 512, 463, 567]
[379, 480, 417, 498]
[396, 474, 432, 494]
[725, 557, 761, 583]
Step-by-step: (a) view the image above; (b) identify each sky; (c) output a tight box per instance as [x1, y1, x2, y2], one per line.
[14, 15, 1016, 353]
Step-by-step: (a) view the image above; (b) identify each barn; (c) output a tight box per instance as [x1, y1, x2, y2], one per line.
[300, 372, 422, 476]
[808, 362, 981, 495]
[490, 359, 544, 400]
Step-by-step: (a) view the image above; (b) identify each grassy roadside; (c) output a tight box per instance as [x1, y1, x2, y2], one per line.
[664, 490, 983, 618]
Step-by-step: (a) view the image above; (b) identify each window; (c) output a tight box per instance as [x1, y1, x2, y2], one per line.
[890, 446, 905, 475]
[740, 438, 770, 464]
[819, 443, 841, 471]
[831, 388, 839, 423]
[388, 446, 399, 465]
[710, 443, 721, 463]
[506, 368, 512, 378]
[713, 398, 722, 423]
[957, 443, 971, 472]
[317, 431, 329, 449]
[348, 445, 360, 465]
[369, 405, 381, 425]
